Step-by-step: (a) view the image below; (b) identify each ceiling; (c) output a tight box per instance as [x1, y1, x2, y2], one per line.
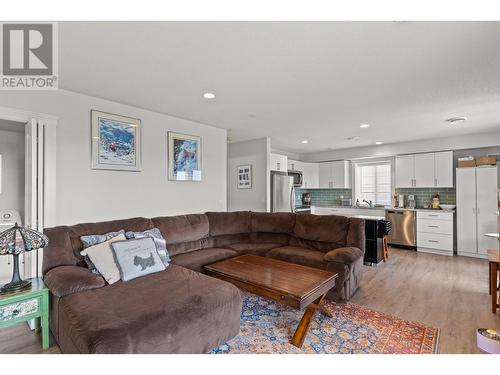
[0, 119, 25, 133]
[59, 22, 500, 154]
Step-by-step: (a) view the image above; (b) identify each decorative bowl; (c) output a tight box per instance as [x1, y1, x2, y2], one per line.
[439, 204, 456, 211]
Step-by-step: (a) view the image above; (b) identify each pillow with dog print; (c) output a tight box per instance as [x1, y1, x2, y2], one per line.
[111, 237, 166, 282]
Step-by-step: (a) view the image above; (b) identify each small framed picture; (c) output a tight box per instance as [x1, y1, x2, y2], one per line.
[168, 132, 202, 181]
[91, 110, 141, 171]
[237, 165, 252, 189]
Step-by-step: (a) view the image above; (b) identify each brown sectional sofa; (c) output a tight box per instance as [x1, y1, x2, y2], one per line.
[43, 212, 365, 354]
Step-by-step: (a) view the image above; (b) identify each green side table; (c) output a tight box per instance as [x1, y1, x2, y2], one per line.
[0, 278, 49, 350]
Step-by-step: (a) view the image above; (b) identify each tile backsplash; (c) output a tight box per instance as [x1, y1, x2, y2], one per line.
[295, 188, 352, 206]
[295, 187, 456, 207]
[394, 188, 456, 207]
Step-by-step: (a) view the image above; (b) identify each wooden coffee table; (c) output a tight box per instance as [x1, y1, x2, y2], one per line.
[204, 254, 338, 348]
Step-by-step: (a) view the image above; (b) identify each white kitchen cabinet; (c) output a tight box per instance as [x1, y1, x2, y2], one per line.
[395, 151, 454, 188]
[417, 210, 454, 256]
[287, 159, 303, 171]
[434, 151, 454, 187]
[395, 155, 415, 188]
[318, 161, 351, 188]
[270, 153, 288, 172]
[476, 167, 499, 255]
[414, 153, 435, 187]
[457, 166, 498, 258]
[301, 162, 319, 189]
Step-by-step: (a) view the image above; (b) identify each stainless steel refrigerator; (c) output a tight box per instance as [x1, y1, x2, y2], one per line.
[270, 171, 295, 212]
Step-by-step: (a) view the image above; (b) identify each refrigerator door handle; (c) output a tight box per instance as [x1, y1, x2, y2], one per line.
[290, 186, 295, 213]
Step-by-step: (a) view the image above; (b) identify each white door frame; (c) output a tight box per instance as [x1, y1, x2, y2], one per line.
[0, 105, 58, 277]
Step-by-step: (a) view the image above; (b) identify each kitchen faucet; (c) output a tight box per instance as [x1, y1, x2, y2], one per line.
[363, 199, 373, 207]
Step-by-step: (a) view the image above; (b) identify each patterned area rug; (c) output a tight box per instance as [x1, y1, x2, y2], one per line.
[211, 293, 439, 354]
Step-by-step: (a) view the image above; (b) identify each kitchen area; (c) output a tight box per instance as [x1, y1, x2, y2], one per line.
[269, 149, 500, 264]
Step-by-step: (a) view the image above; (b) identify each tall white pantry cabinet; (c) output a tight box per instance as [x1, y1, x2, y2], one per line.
[456, 165, 499, 258]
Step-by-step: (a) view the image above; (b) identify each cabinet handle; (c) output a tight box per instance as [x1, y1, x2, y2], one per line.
[277, 162, 280, 170]
[434, 178, 437, 187]
[428, 240, 439, 243]
[428, 214, 439, 217]
[427, 225, 439, 228]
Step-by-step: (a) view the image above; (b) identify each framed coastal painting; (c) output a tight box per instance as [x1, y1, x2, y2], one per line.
[91, 110, 142, 171]
[168, 132, 202, 181]
[237, 165, 252, 189]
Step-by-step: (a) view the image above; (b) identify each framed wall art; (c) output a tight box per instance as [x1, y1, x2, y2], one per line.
[168, 132, 202, 181]
[91, 110, 142, 171]
[237, 165, 252, 189]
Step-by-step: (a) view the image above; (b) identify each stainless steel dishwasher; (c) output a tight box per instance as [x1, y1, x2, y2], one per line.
[385, 209, 416, 248]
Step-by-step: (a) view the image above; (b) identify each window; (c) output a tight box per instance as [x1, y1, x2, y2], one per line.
[354, 161, 392, 206]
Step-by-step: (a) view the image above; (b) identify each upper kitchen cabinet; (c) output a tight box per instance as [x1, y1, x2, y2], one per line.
[287, 159, 303, 171]
[270, 153, 288, 172]
[414, 153, 435, 187]
[318, 160, 351, 188]
[395, 155, 415, 188]
[301, 162, 319, 188]
[395, 151, 454, 188]
[434, 151, 454, 187]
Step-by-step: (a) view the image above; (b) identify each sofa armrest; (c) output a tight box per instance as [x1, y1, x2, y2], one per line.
[44, 266, 105, 297]
[323, 247, 363, 264]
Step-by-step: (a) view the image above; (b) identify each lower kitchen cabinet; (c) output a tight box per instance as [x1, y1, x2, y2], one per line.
[416, 211, 454, 256]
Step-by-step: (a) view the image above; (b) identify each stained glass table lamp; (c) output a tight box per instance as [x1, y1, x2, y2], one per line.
[0, 223, 49, 293]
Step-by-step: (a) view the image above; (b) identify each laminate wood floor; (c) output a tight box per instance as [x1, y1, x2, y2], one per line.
[1, 248, 498, 354]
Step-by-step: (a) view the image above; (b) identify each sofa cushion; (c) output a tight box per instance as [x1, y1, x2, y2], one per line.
[251, 212, 295, 233]
[171, 247, 238, 273]
[323, 246, 364, 264]
[206, 211, 251, 236]
[225, 242, 282, 256]
[266, 246, 326, 269]
[44, 266, 105, 298]
[151, 214, 209, 253]
[250, 232, 291, 245]
[293, 214, 349, 247]
[56, 264, 242, 353]
[346, 217, 366, 253]
[212, 233, 251, 248]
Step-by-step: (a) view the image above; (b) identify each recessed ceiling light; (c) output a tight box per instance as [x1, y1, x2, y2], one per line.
[301, 140, 309, 144]
[375, 141, 383, 145]
[203, 92, 216, 99]
[360, 124, 370, 128]
[445, 117, 467, 124]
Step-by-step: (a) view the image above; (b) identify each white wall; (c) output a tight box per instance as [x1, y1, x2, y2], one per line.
[0, 90, 227, 225]
[227, 137, 270, 212]
[0, 130, 25, 218]
[300, 130, 500, 162]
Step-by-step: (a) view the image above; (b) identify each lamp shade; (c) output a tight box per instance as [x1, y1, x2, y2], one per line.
[0, 223, 49, 293]
[0, 223, 49, 255]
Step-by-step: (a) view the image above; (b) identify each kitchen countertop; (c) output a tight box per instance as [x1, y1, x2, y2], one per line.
[387, 207, 456, 213]
[310, 204, 387, 210]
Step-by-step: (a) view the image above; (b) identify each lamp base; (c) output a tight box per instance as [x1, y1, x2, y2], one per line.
[1, 279, 31, 293]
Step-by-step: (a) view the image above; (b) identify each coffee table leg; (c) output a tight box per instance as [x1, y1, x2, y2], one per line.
[290, 293, 328, 348]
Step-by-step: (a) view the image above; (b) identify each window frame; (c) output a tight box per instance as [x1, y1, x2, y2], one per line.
[353, 158, 393, 206]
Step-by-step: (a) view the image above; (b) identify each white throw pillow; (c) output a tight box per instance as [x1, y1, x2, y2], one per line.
[80, 233, 126, 284]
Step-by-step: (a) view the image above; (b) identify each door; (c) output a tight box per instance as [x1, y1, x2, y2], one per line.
[271, 174, 294, 212]
[434, 151, 454, 187]
[414, 153, 435, 187]
[25, 118, 44, 278]
[395, 155, 415, 188]
[456, 168, 477, 254]
[476, 166, 498, 255]
[318, 162, 333, 188]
